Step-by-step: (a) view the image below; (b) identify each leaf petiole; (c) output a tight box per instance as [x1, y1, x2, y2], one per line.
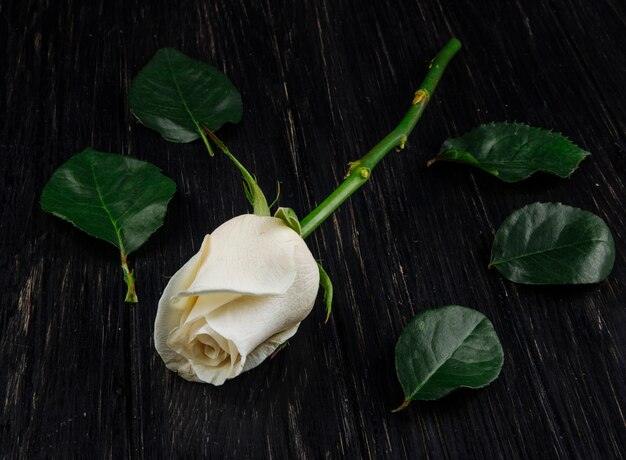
[121, 253, 138, 303]
[391, 399, 411, 413]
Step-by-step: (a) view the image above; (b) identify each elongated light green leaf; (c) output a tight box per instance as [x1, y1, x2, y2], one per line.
[41, 149, 176, 301]
[129, 48, 242, 144]
[394, 305, 503, 409]
[490, 202, 615, 284]
[430, 123, 589, 182]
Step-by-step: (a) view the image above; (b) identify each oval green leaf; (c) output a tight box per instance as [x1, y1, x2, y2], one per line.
[41, 149, 176, 255]
[490, 202, 615, 284]
[394, 305, 504, 408]
[129, 48, 242, 144]
[430, 122, 589, 182]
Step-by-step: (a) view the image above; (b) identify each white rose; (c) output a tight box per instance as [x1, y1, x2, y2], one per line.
[154, 214, 320, 385]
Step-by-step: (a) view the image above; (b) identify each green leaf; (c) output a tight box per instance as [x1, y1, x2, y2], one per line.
[317, 263, 333, 323]
[275, 207, 302, 235]
[41, 149, 176, 254]
[205, 129, 270, 216]
[490, 202, 615, 284]
[430, 122, 589, 182]
[128, 49, 269, 216]
[41, 149, 176, 302]
[394, 305, 504, 409]
[129, 48, 242, 145]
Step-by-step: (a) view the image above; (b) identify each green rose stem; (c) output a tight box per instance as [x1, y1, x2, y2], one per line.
[195, 40, 459, 330]
[201, 38, 460, 237]
[299, 38, 461, 238]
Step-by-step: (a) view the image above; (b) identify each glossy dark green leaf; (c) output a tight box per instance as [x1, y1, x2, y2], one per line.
[430, 123, 589, 182]
[490, 202, 615, 284]
[394, 305, 503, 408]
[41, 149, 176, 255]
[41, 149, 176, 302]
[129, 48, 242, 144]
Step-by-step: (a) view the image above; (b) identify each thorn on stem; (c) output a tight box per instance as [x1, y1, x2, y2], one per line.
[395, 135, 408, 152]
[412, 88, 430, 105]
[345, 160, 361, 178]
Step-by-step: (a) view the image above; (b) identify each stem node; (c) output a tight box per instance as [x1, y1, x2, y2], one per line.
[345, 160, 362, 179]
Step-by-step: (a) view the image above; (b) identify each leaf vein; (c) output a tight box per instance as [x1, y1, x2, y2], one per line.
[89, 160, 126, 255]
[407, 318, 486, 400]
[491, 239, 609, 266]
[163, 49, 204, 138]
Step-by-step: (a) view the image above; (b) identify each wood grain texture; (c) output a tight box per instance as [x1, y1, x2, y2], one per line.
[1, 0, 624, 458]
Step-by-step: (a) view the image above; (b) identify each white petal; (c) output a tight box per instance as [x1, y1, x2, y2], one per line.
[181, 292, 240, 325]
[242, 324, 299, 372]
[185, 323, 245, 385]
[180, 215, 302, 297]
[154, 215, 321, 384]
[154, 235, 211, 377]
[205, 242, 320, 356]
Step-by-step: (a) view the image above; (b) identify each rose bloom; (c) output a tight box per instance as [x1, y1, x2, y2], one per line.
[154, 215, 320, 385]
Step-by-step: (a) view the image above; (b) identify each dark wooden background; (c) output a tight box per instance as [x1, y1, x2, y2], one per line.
[1, 0, 624, 458]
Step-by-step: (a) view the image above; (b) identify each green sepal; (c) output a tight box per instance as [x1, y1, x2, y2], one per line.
[274, 207, 302, 235]
[245, 174, 270, 217]
[317, 263, 333, 323]
[204, 129, 270, 216]
[268, 182, 281, 209]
